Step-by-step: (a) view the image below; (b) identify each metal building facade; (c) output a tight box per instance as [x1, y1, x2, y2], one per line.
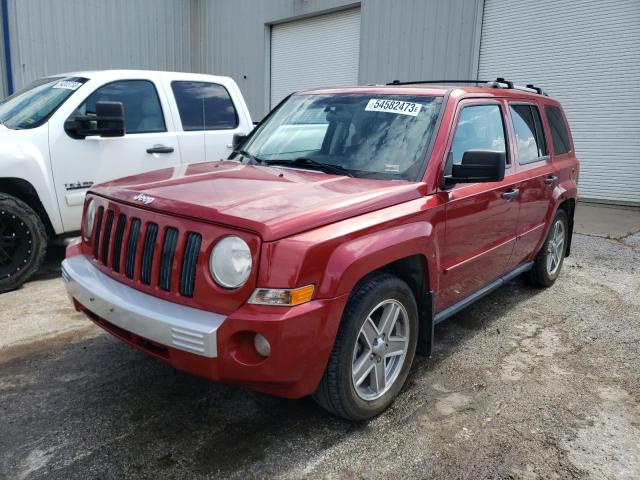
[0, 0, 482, 117]
[2, 0, 193, 93]
[2, 0, 633, 204]
[192, 0, 484, 118]
[478, 0, 640, 205]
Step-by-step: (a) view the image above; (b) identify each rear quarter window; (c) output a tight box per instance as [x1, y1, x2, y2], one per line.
[544, 105, 572, 155]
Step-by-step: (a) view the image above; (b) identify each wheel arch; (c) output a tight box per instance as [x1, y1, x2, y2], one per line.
[352, 254, 435, 356]
[0, 178, 55, 237]
[321, 221, 438, 357]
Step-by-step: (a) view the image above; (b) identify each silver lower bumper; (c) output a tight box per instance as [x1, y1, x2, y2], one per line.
[61, 255, 225, 358]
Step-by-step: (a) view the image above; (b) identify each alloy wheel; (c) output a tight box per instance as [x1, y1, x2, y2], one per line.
[546, 219, 565, 276]
[351, 299, 410, 401]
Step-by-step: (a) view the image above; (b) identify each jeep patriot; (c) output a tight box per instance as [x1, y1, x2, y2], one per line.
[63, 79, 579, 420]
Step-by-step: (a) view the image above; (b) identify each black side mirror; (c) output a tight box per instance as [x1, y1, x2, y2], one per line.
[446, 150, 506, 184]
[232, 133, 247, 150]
[64, 101, 125, 139]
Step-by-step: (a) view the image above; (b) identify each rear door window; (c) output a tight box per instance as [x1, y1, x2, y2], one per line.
[171, 81, 238, 131]
[510, 104, 548, 163]
[544, 105, 571, 155]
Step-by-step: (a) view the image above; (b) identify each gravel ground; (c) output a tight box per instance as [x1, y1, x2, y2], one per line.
[0, 233, 638, 480]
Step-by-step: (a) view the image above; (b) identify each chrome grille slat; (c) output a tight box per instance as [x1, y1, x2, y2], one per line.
[159, 228, 179, 291]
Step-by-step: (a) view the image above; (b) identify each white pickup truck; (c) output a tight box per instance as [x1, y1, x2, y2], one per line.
[0, 70, 253, 292]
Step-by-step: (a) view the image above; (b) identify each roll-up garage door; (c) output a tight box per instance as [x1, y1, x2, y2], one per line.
[270, 8, 360, 108]
[478, 0, 640, 205]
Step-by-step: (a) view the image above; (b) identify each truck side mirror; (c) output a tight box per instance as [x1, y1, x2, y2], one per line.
[446, 150, 505, 184]
[95, 101, 125, 137]
[232, 133, 247, 150]
[64, 101, 125, 139]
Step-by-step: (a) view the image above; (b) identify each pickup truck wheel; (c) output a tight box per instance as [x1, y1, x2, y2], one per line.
[313, 273, 418, 421]
[0, 193, 47, 293]
[529, 209, 568, 288]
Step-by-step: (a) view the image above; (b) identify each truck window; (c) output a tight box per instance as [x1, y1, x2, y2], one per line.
[77, 80, 166, 134]
[171, 81, 239, 131]
[450, 104, 507, 167]
[544, 105, 571, 155]
[509, 104, 547, 163]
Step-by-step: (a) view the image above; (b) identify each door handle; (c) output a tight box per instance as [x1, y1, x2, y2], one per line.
[501, 188, 520, 200]
[146, 145, 174, 154]
[544, 175, 559, 186]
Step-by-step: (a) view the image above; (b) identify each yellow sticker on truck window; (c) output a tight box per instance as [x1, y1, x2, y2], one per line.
[365, 99, 422, 117]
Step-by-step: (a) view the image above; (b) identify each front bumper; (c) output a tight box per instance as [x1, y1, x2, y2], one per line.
[62, 255, 224, 357]
[62, 254, 349, 398]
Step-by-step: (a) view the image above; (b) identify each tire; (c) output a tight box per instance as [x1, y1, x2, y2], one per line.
[0, 193, 48, 293]
[313, 273, 418, 421]
[528, 209, 569, 288]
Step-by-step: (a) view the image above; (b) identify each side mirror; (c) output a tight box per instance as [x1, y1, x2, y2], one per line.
[232, 133, 247, 150]
[64, 101, 125, 139]
[446, 150, 505, 184]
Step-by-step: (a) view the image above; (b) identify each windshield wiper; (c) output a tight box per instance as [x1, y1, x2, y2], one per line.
[263, 158, 354, 177]
[233, 149, 263, 165]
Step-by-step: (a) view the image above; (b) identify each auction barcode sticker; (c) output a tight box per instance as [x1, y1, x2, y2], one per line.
[53, 81, 83, 91]
[365, 99, 422, 117]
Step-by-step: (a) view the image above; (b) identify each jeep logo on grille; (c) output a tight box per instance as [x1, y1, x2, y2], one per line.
[133, 193, 155, 205]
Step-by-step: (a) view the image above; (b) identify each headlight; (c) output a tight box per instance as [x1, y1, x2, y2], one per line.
[209, 236, 252, 288]
[84, 199, 96, 239]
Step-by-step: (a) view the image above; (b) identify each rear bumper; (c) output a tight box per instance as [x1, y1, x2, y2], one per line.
[63, 254, 349, 398]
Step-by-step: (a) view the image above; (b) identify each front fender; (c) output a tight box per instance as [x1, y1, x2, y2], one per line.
[321, 221, 436, 297]
[0, 132, 63, 233]
[257, 196, 445, 299]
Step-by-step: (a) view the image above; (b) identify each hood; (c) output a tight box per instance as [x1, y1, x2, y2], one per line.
[91, 161, 427, 241]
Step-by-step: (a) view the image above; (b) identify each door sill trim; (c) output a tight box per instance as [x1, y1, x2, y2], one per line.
[434, 261, 533, 324]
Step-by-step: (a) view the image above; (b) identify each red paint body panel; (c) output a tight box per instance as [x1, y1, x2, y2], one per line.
[67, 84, 579, 398]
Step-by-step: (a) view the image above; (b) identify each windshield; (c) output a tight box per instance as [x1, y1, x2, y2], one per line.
[0, 76, 88, 130]
[237, 93, 443, 180]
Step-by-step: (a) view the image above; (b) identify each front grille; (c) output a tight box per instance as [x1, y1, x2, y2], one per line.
[92, 212, 203, 298]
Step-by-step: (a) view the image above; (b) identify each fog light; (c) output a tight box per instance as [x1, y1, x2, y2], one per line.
[254, 333, 271, 357]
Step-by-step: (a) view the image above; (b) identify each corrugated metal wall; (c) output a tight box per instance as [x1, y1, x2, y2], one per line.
[5, 0, 193, 92]
[195, 0, 483, 118]
[478, 0, 640, 205]
[359, 0, 484, 85]
[0, 0, 483, 117]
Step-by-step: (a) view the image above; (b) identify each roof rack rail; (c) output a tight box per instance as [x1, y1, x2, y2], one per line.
[387, 79, 489, 86]
[486, 77, 547, 96]
[387, 77, 547, 95]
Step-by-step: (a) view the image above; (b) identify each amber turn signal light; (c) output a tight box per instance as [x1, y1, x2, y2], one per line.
[248, 285, 315, 306]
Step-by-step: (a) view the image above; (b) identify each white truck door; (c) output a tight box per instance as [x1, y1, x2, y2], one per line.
[161, 77, 252, 163]
[49, 78, 181, 232]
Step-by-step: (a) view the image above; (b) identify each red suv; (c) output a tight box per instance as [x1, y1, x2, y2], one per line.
[63, 79, 578, 420]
